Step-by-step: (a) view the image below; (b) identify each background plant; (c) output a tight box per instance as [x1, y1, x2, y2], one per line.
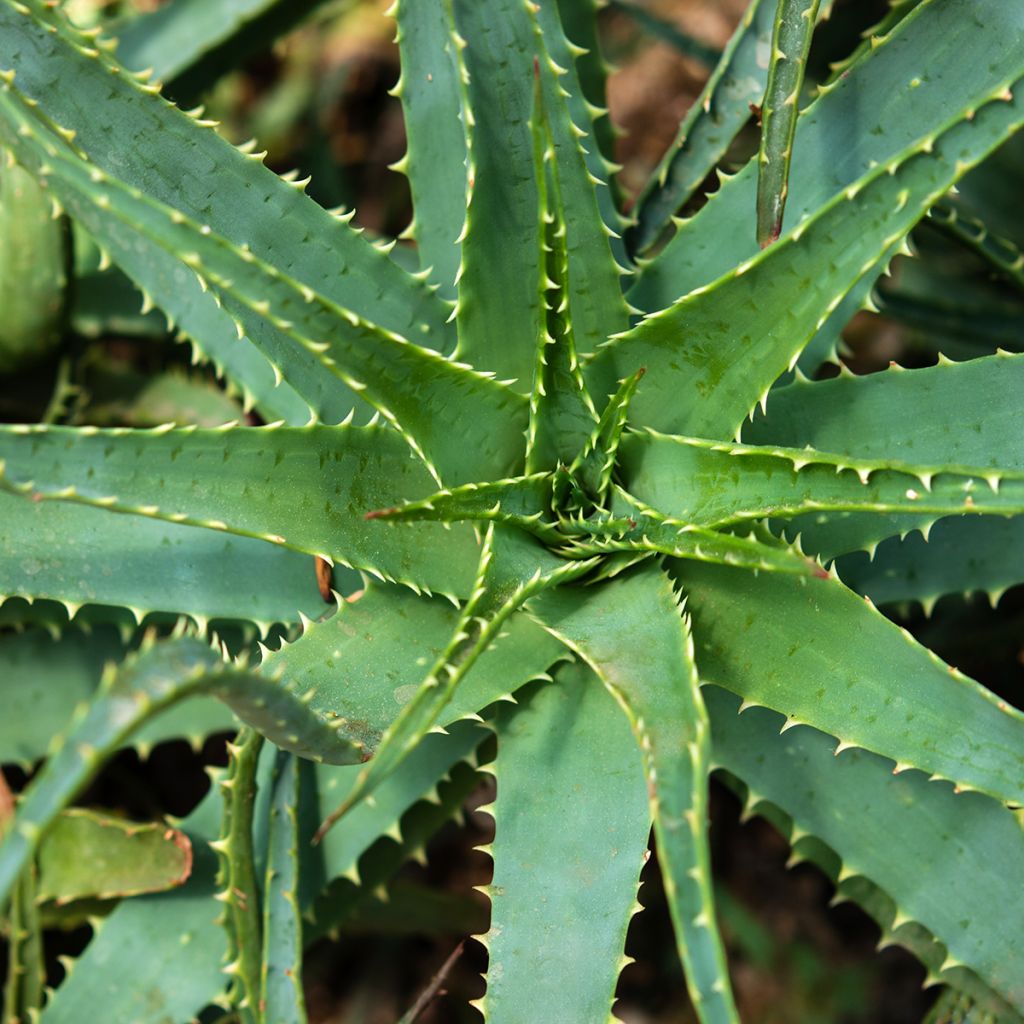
[0, 1, 1022, 1022]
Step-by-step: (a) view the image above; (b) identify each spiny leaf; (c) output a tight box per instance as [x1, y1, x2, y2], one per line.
[531, 565, 739, 1024]
[0, 491, 332, 632]
[450, 0, 543, 387]
[216, 728, 264, 1022]
[627, 0, 776, 255]
[260, 749, 307, 1024]
[836, 515, 1024, 615]
[756, 0, 821, 247]
[0, 151, 66, 373]
[570, 367, 645, 505]
[631, 0, 1024, 314]
[0, 89, 528, 481]
[315, 526, 596, 838]
[620, 429, 1024, 526]
[0, 0, 452, 351]
[262, 584, 568, 759]
[593, 77, 1024, 440]
[366, 473, 560, 545]
[112, 0, 336, 101]
[524, 56, 600, 474]
[748, 351, 1024, 468]
[36, 808, 192, 904]
[0, 423, 479, 600]
[529, 8, 631, 361]
[392, 0, 468, 303]
[707, 686, 1024, 1013]
[561, 493, 821, 577]
[0, 635, 367, 906]
[481, 664, 649, 1022]
[678, 561, 1024, 806]
[3, 863, 45, 1024]
[925, 198, 1024, 296]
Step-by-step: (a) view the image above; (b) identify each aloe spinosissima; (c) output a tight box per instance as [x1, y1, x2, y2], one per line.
[0, 0, 1022, 1021]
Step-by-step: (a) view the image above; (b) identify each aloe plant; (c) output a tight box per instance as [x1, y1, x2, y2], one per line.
[0, 0, 1023, 1021]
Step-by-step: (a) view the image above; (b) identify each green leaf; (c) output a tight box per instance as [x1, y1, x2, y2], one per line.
[0, 634, 380, 905]
[0, 626, 124, 766]
[260, 750, 307, 1024]
[392, 0, 467, 302]
[0, 423, 480, 599]
[450, 0, 542, 387]
[0, 152, 66, 372]
[315, 526, 595, 836]
[546, 0, 625, 265]
[707, 685, 1024, 1012]
[112, 0, 337, 101]
[531, 11, 631, 362]
[39, 726, 485, 1024]
[678, 560, 1024, 805]
[524, 58, 600, 474]
[619, 429, 1024, 526]
[451, 0, 627, 383]
[592, 80, 1024, 440]
[631, 0, 1024, 313]
[627, 0, 776, 255]
[563, 494, 820, 577]
[482, 664, 649, 1021]
[0, 0, 452, 354]
[38, 787, 228, 1024]
[927, 198, 1024, 296]
[36, 808, 192, 903]
[836, 515, 1024, 614]
[3, 865, 44, 1024]
[216, 728, 264, 1021]
[0, 624, 238, 766]
[0, 87, 529, 481]
[263, 583, 568, 758]
[531, 564, 739, 1024]
[748, 352, 1024, 469]
[756, 0, 821, 247]
[0, 491, 332, 630]
[366, 473, 561, 545]
[570, 367, 645, 505]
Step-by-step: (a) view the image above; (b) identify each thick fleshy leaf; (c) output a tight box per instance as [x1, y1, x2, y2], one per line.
[631, 0, 1024, 314]
[707, 686, 1024, 1012]
[316, 526, 595, 836]
[482, 663, 649, 1021]
[38, 702, 488, 1024]
[591, 78, 1024, 439]
[392, 0, 468, 302]
[0, 86, 527, 480]
[836, 515, 1024, 614]
[531, 565, 739, 1024]
[0, 626, 237, 767]
[0, 0, 451, 351]
[620, 430, 1024, 526]
[678, 560, 1024, 805]
[36, 809, 192, 904]
[38, 785, 228, 1024]
[755, 0, 821, 247]
[113, 0, 331, 99]
[0, 423, 479, 599]
[0, 636, 360, 905]
[260, 750, 307, 1024]
[0, 490, 331, 629]
[0, 154, 65, 372]
[748, 352, 1024, 469]
[264, 584, 568, 757]
[627, 0, 775, 255]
